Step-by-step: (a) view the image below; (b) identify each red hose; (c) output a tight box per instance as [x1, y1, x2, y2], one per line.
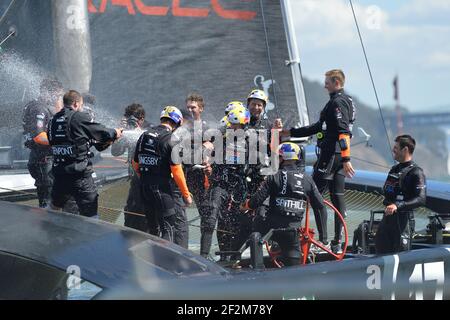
[264, 240, 283, 268]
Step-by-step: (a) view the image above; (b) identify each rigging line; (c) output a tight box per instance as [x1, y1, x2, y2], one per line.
[259, 0, 280, 119]
[98, 205, 237, 235]
[0, 29, 15, 47]
[97, 205, 238, 234]
[348, 0, 394, 162]
[0, 186, 36, 196]
[351, 156, 391, 169]
[351, 141, 369, 147]
[0, 0, 17, 28]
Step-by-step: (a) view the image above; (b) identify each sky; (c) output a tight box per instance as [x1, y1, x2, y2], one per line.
[290, 0, 450, 113]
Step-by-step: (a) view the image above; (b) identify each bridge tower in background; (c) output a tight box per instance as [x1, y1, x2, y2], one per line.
[393, 75, 403, 136]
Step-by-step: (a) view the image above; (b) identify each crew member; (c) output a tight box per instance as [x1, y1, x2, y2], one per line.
[112, 103, 152, 233]
[208, 105, 251, 258]
[247, 89, 271, 131]
[375, 135, 426, 254]
[82, 93, 96, 122]
[132, 106, 193, 244]
[245, 89, 281, 234]
[22, 78, 65, 208]
[48, 90, 123, 217]
[183, 93, 215, 256]
[64, 92, 97, 215]
[277, 69, 356, 253]
[240, 142, 328, 266]
[219, 101, 245, 133]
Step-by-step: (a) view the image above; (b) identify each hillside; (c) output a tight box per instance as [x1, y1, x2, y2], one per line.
[302, 78, 449, 181]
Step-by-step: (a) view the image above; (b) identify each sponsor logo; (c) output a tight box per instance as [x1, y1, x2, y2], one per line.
[139, 154, 159, 166]
[88, 0, 257, 21]
[52, 145, 74, 156]
[275, 198, 305, 211]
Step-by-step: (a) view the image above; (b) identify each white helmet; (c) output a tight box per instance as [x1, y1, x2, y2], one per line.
[247, 89, 268, 106]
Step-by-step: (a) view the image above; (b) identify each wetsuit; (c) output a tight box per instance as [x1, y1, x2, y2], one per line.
[63, 108, 97, 215]
[48, 106, 118, 217]
[243, 163, 328, 266]
[245, 116, 274, 244]
[290, 89, 356, 245]
[247, 116, 272, 194]
[181, 119, 213, 256]
[133, 124, 190, 247]
[375, 161, 426, 254]
[208, 132, 250, 257]
[111, 122, 153, 233]
[22, 98, 54, 208]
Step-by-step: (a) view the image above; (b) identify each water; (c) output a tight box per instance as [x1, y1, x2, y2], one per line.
[0, 51, 46, 104]
[0, 51, 50, 157]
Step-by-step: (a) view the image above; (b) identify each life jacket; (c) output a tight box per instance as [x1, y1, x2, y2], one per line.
[215, 134, 249, 190]
[317, 91, 356, 151]
[135, 126, 171, 183]
[272, 169, 307, 219]
[48, 108, 90, 165]
[249, 116, 270, 130]
[383, 162, 417, 204]
[22, 99, 52, 150]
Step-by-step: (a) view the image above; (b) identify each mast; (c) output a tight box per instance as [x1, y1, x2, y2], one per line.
[51, 0, 92, 93]
[280, 0, 309, 128]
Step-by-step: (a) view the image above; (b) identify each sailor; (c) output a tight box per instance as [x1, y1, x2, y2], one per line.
[247, 89, 271, 131]
[22, 78, 65, 208]
[277, 69, 356, 253]
[246, 88, 282, 158]
[240, 142, 328, 266]
[207, 105, 251, 257]
[245, 89, 281, 236]
[246, 89, 277, 167]
[132, 106, 193, 244]
[195, 102, 246, 257]
[81, 93, 96, 122]
[181, 93, 216, 255]
[47, 90, 123, 217]
[111, 103, 154, 233]
[63, 92, 97, 215]
[217, 101, 241, 135]
[375, 135, 426, 254]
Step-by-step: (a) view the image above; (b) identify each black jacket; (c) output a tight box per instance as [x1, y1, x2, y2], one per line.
[249, 116, 271, 130]
[48, 106, 117, 174]
[134, 124, 177, 185]
[383, 161, 427, 212]
[22, 98, 54, 156]
[209, 132, 250, 197]
[290, 89, 355, 159]
[248, 163, 327, 219]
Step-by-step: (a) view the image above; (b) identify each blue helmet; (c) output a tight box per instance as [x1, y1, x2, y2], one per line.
[160, 106, 183, 125]
[278, 142, 301, 160]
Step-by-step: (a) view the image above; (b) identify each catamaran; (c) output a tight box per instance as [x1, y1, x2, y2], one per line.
[0, 0, 449, 300]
